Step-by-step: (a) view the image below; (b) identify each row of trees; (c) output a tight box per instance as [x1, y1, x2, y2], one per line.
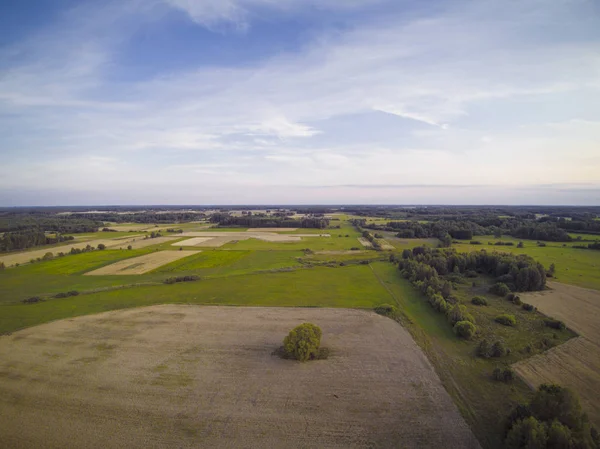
[0, 230, 75, 252]
[0, 214, 101, 233]
[398, 246, 547, 292]
[210, 214, 329, 229]
[364, 218, 574, 242]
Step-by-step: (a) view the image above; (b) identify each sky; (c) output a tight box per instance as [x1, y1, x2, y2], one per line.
[0, 0, 599, 206]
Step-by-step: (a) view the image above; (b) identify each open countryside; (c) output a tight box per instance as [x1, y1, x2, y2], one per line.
[1, 206, 600, 448]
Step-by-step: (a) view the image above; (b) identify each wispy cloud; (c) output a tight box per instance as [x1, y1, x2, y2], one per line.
[0, 0, 599, 204]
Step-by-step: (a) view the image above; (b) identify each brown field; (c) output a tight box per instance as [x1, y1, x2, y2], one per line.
[514, 282, 600, 426]
[179, 231, 330, 244]
[0, 306, 480, 449]
[105, 224, 157, 232]
[247, 227, 298, 232]
[117, 236, 180, 250]
[0, 236, 145, 267]
[513, 338, 600, 427]
[85, 250, 200, 275]
[520, 282, 600, 341]
[376, 239, 395, 250]
[357, 237, 373, 248]
[171, 237, 214, 247]
[314, 250, 367, 255]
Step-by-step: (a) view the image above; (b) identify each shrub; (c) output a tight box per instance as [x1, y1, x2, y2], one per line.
[454, 321, 476, 339]
[42, 252, 54, 260]
[374, 304, 397, 316]
[495, 314, 517, 326]
[505, 293, 515, 301]
[470, 241, 482, 245]
[164, 275, 200, 285]
[97, 243, 106, 250]
[465, 270, 478, 278]
[491, 340, 510, 357]
[512, 296, 522, 305]
[477, 339, 492, 358]
[493, 367, 516, 382]
[22, 296, 42, 304]
[68, 290, 79, 296]
[471, 296, 488, 306]
[490, 282, 511, 297]
[283, 323, 322, 362]
[544, 319, 566, 330]
[127, 245, 132, 250]
[522, 303, 536, 312]
[477, 339, 509, 358]
[447, 304, 474, 326]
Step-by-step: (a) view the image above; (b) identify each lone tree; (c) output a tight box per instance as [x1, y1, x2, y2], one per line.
[283, 323, 322, 362]
[97, 243, 106, 250]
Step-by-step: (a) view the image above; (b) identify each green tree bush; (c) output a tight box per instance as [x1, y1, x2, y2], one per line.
[471, 296, 488, 306]
[505, 416, 548, 449]
[447, 304, 475, 326]
[490, 282, 511, 296]
[283, 323, 322, 362]
[454, 321, 476, 339]
[495, 314, 517, 326]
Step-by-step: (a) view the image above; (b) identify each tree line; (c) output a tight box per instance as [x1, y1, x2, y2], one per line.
[0, 214, 101, 233]
[210, 213, 329, 229]
[364, 219, 573, 242]
[0, 230, 75, 252]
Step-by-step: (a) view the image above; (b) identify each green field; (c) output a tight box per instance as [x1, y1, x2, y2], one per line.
[453, 235, 600, 290]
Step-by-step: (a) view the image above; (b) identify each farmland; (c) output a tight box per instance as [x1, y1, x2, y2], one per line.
[514, 282, 600, 426]
[1, 206, 600, 449]
[0, 306, 479, 449]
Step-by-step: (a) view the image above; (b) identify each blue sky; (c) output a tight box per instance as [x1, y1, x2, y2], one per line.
[1, 0, 599, 206]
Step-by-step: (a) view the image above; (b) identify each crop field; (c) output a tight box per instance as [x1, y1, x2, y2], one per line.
[0, 305, 480, 449]
[513, 338, 600, 427]
[0, 237, 144, 267]
[514, 282, 600, 426]
[85, 250, 202, 275]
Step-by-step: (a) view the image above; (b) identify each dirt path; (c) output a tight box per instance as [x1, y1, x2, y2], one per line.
[0, 306, 480, 449]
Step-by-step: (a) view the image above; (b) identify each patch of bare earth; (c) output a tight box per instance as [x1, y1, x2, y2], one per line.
[171, 237, 214, 247]
[84, 250, 200, 275]
[246, 228, 298, 232]
[0, 306, 480, 449]
[0, 236, 140, 266]
[315, 250, 367, 255]
[178, 232, 330, 244]
[514, 282, 600, 426]
[376, 239, 395, 250]
[357, 237, 373, 248]
[118, 236, 180, 250]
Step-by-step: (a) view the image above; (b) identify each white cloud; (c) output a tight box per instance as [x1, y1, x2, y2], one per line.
[0, 0, 599, 204]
